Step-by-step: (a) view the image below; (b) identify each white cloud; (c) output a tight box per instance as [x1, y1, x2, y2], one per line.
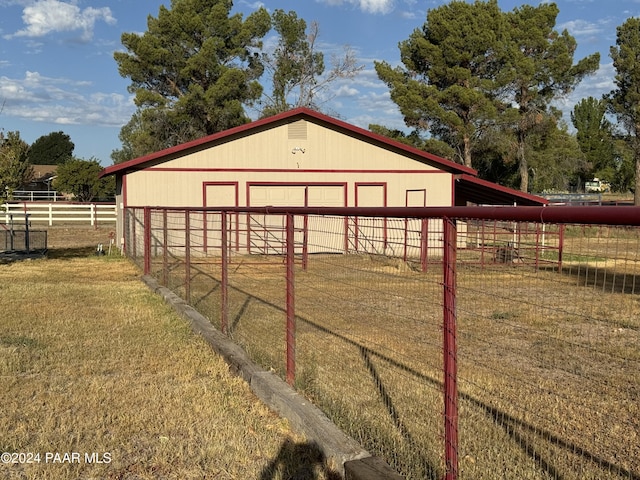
[316, 0, 395, 14]
[558, 19, 602, 37]
[239, 0, 265, 9]
[0, 71, 134, 126]
[334, 84, 360, 97]
[0, 0, 31, 5]
[7, 0, 115, 41]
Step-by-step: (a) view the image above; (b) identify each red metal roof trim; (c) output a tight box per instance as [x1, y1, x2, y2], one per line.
[99, 107, 477, 178]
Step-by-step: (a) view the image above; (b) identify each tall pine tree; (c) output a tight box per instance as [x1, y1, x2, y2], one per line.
[375, 0, 508, 168]
[504, 2, 599, 192]
[113, 0, 271, 162]
[609, 17, 640, 204]
[571, 97, 616, 184]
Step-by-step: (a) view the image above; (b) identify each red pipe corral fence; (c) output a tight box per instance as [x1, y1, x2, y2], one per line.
[125, 205, 640, 480]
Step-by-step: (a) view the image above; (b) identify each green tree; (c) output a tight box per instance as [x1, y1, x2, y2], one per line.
[27, 131, 74, 165]
[611, 136, 635, 193]
[111, 110, 177, 164]
[53, 158, 115, 202]
[113, 0, 271, 162]
[571, 97, 616, 184]
[368, 124, 456, 160]
[260, 10, 363, 117]
[608, 17, 640, 204]
[526, 114, 586, 192]
[0, 131, 34, 199]
[504, 3, 599, 192]
[374, 0, 509, 168]
[472, 122, 520, 188]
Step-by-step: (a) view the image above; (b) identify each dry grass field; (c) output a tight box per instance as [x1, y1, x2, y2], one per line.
[149, 225, 640, 480]
[0, 225, 339, 480]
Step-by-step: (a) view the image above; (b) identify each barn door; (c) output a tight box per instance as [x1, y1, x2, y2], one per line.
[405, 189, 426, 259]
[203, 182, 239, 252]
[353, 184, 387, 254]
[306, 185, 346, 253]
[248, 185, 306, 254]
[248, 184, 347, 255]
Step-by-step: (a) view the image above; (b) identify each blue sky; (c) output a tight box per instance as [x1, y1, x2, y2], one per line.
[0, 0, 635, 165]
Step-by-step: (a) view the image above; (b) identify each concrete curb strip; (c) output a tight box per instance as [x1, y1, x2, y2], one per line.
[141, 276, 406, 478]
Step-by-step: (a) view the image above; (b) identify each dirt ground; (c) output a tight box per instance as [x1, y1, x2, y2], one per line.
[44, 224, 119, 257]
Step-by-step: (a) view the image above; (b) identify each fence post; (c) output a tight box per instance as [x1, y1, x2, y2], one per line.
[285, 213, 296, 386]
[535, 223, 541, 271]
[143, 207, 151, 276]
[162, 209, 168, 286]
[185, 211, 191, 303]
[25, 214, 30, 253]
[130, 209, 137, 260]
[420, 218, 428, 272]
[558, 223, 565, 273]
[48, 204, 53, 226]
[221, 211, 229, 335]
[443, 216, 459, 480]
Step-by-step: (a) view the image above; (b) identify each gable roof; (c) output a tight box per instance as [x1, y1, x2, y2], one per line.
[32, 164, 58, 181]
[100, 107, 477, 178]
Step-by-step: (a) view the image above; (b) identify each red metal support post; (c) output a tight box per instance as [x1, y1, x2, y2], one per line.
[185, 211, 191, 303]
[162, 209, 168, 286]
[558, 223, 565, 273]
[442, 216, 459, 480]
[420, 218, 428, 272]
[285, 213, 296, 386]
[535, 222, 541, 271]
[302, 214, 309, 270]
[143, 207, 151, 276]
[129, 209, 135, 260]
[221, 211, 229, 335]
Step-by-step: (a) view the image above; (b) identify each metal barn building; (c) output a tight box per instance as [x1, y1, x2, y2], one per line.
[100, 107, 546, 250]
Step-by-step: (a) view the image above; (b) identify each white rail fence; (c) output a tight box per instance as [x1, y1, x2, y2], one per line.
[2, 202, 117, 226]
[11, 190, 64, 202]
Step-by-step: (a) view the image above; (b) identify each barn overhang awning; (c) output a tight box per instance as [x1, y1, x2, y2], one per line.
[454, 174, 548, 206]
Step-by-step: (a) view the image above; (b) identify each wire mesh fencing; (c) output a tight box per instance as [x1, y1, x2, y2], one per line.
[125, 206, 640, 480]
[0, 227, 47, 254]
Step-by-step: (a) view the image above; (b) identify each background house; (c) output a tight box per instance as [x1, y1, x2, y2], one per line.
[23, 165, 57, 192]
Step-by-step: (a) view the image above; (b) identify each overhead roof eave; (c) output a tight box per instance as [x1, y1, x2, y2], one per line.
[454, 174, 548, 206]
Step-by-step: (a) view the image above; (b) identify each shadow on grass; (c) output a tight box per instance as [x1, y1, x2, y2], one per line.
[46, 246, 97, 259]
[539, 264, 640, 296]
[259, 439, 341, 480]
[154, 267, 640, 479]
[47, 246, 125, 260]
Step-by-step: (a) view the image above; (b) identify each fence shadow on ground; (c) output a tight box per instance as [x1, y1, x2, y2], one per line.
[47, 246, 100, 259]
[540, 264, 639, 295]
[259, 439, 341, 480]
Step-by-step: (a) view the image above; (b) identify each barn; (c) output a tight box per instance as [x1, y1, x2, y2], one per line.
[100, 107, 546, 250]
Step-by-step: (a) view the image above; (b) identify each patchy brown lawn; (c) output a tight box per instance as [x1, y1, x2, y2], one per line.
[0, 226, 338, 479]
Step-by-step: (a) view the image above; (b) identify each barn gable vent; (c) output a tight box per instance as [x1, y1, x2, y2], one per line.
[288, 120, 307, 140]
